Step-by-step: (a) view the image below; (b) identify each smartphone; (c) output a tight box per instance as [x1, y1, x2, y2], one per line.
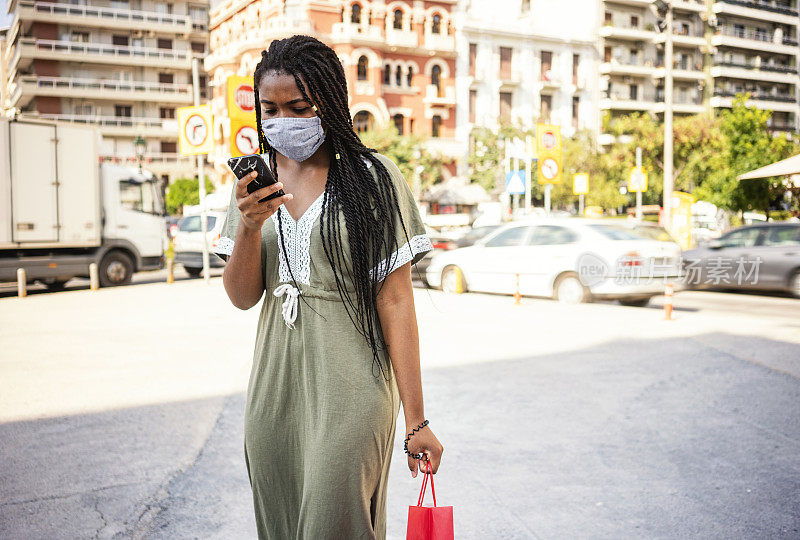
[227, 153, 285, 203]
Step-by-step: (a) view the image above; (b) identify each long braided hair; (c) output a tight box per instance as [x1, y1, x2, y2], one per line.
[253, 35, 412, 381]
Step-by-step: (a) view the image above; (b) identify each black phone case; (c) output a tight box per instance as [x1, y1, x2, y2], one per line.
[227, 153, 285, 203]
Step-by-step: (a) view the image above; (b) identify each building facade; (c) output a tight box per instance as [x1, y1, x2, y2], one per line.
[599, 0, 799, 132]
[2, 0, 210, 182]
[205, 0, 459, 184]
[454, 0, 602, 155]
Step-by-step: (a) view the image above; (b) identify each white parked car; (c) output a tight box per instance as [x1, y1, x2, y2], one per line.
[425, 217, 683, 306]
[173, 211, 228, 277]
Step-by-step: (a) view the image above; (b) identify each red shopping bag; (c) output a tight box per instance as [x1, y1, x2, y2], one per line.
[406, 460, 454, 540]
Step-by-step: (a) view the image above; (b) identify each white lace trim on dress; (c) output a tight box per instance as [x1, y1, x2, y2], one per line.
[369, 234, 434, 282]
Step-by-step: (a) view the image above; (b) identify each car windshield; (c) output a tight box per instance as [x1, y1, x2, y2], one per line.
[178, 215, 217, 232]
[586, 224, 644, 241]
[632, 225, 677, 243]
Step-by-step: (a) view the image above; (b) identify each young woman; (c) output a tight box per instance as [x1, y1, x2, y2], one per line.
[213, 35, 444, 539]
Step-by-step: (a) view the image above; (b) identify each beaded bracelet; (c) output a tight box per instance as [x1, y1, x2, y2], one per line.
[403, 419, 430, 460]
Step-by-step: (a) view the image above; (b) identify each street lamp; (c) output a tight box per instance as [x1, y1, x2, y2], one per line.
[133, 135, 146, 173]
[654, 0, 674, 232]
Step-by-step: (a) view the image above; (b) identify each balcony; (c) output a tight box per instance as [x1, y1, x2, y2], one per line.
[672, 0, 706, 12]
[600, 96, 657, 112]
[35, 113, 179, 137]
[599, 24, 656, 42]
[423, 84, 456, 106]
[539, 69, 564, 88]
[204, 18, 314, 71]
[385, 29, 418, 49]
[711, 91, 798, 112]
[652, 29, 706, 48]
[101, 153, 196, 171]
[712, 26, 798, 55]
[711, 63, 800, 84]
[424, 32, 456, 52]
[16, 0, 207, 35]
[713, 0, 799, 26]
[11, 75, 193, 107]
[600, 59, 656, 77]
[330, 23, 384, 45]
[12, 38, 192, 70]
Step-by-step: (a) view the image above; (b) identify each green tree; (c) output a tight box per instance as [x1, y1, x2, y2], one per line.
[166, 177, 215, 215]
[358, 123, 443, 191]
[467, 122, 535, 192]
[696, 94, 797, 215]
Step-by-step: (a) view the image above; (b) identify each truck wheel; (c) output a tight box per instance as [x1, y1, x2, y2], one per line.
[185, 267, 203, 278]
[99, 251, 133, 287]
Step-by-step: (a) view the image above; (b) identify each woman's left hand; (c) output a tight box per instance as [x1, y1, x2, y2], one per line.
[405, 423, 443, 477]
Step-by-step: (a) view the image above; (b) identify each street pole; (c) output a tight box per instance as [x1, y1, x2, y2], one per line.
[579, 193, 584, 216]
[636, 146, 643, 221]
[192, 57, 210, 285]
[544, 184, 551, 215]
[663, 2, 674, 233]
[524, 135, 532, 215]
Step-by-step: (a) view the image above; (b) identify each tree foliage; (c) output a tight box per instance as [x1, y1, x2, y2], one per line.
[358, 123, 443, 191]
[166, 177, 215, 215]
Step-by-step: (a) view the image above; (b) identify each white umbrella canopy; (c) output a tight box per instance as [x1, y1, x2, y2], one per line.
[737, 154, 800, 180]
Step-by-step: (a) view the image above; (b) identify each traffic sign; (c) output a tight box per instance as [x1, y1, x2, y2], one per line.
[227, 76, 256, 120]
[573, 173, 589, 195]
[230, 119, 260, 157]
[178, 104, 213, 155]
[536, 124, 562, 184]
[628, 166, 648, 192]
[505, 170, 526, 194]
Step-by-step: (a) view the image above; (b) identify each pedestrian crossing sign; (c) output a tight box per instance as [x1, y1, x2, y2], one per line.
[505, 170, 525, 194]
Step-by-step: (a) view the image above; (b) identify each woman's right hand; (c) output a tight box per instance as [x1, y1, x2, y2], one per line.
[236, 171, 293, 231]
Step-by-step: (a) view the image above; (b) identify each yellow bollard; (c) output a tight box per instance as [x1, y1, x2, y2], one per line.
[166, 258, 174, 284]
[454, 267, 463, 294]
[89, 263, 99, 291]
[514, 273, 521, 305]
[663, 283, 674, 321]
[17, 268, 26, 297]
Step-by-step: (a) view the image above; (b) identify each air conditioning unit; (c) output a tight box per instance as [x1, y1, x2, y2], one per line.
[132, 30, 144, 38]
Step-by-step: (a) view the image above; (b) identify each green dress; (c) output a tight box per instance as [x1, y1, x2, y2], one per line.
[213, 152, 433, 539]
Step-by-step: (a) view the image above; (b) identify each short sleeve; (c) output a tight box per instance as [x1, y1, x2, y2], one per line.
[212, 183, 240, 263]
[368, 153, 434, 282]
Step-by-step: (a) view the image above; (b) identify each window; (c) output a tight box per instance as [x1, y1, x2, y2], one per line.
[115, 105, 132, 117]
[351, 3, 361, 24]
[432, 13, 441, 34]
[383, 64, 391, 85]
[393, 9, 403, 29]
[353, 110, 373, 132]
[110, 0, 129, 9]
[431, 115, 442, 137]
[630, 15, 638, 28]
[158, 72, 174, 84]
[393, 113, 404, 135]
[604, 46, 612, 63]
[521, 0, 530, 13]
[528, 226, 578, 245]
[763, 226, 800, 246]
[572, 96, 579, 128]
[189, 5, 206, 21]
[160, 141, 177, 153]
[500, 91, 512, 121]
[469, 89, 477, 123]
[629, 84, 638, 100]
[112, 35, 129, 46]
[604, 11, 612, 24]
[587, 224, 642, 241]
[71, 31, 89, 42]
[572, 54, 580, 84]
[720, 227, 761, 248]
[629, 48, 638, 65]
[357, 55, 368, 81]
[155, 2, 172, 14]
[75, 103, 93, 116]
[431, 64, 442, 96]
[157, 38, 173, 50]
[395, 65, 402, 86]
[499, 47, 512, 79]
[159, 107, 175, 119]
[540, 50, 552, 80]
[540, 94, 551, 122]
[409, 118, 414, 134]
[485, 226, 530, 247]
[469, 43, 477, 77]
[406, 67, 413, 86]
[120, 180, 156, 213]
[191, 41, 205, 53]
[178, 215, 217, 232]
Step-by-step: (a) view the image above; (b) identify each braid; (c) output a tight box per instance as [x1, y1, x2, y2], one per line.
[253, 35, 413, 381]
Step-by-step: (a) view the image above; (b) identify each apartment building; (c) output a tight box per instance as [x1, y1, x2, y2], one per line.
[2, 0, 210, 183]
[599, 0, 800, 132]
[455, 0, 601, 156]
[205, 0, 459, 183]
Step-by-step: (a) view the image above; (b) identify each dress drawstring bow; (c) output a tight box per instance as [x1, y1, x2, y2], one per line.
[273, 283, 300, 329]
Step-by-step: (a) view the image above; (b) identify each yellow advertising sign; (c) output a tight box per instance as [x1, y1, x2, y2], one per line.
[536, 124, 562, 184]
[230, 118, 261, 158]
[628, 166, 648, 192]
[671, 190, 696, 250]
[177, 104, 213, 155]
[573, 173, 589, 195]
[227, 75, 257, 121]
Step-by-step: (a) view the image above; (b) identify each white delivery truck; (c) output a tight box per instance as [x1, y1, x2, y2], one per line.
[0, 118, 167, 290]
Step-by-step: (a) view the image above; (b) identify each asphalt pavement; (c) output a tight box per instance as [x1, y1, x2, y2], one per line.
[1, 275, 798, 539]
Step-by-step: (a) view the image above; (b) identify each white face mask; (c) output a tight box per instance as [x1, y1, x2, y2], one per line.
[260, 116, 326, 162]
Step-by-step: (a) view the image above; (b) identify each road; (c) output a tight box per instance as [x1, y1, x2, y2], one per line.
[1, 276, 798, 539]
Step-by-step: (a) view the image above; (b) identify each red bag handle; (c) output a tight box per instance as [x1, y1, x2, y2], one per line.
[416, 459, 437, 507]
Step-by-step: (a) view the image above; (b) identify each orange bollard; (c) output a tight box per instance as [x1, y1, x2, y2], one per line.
[514, 273, 521, 305]
[663, 283, 674, 320]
